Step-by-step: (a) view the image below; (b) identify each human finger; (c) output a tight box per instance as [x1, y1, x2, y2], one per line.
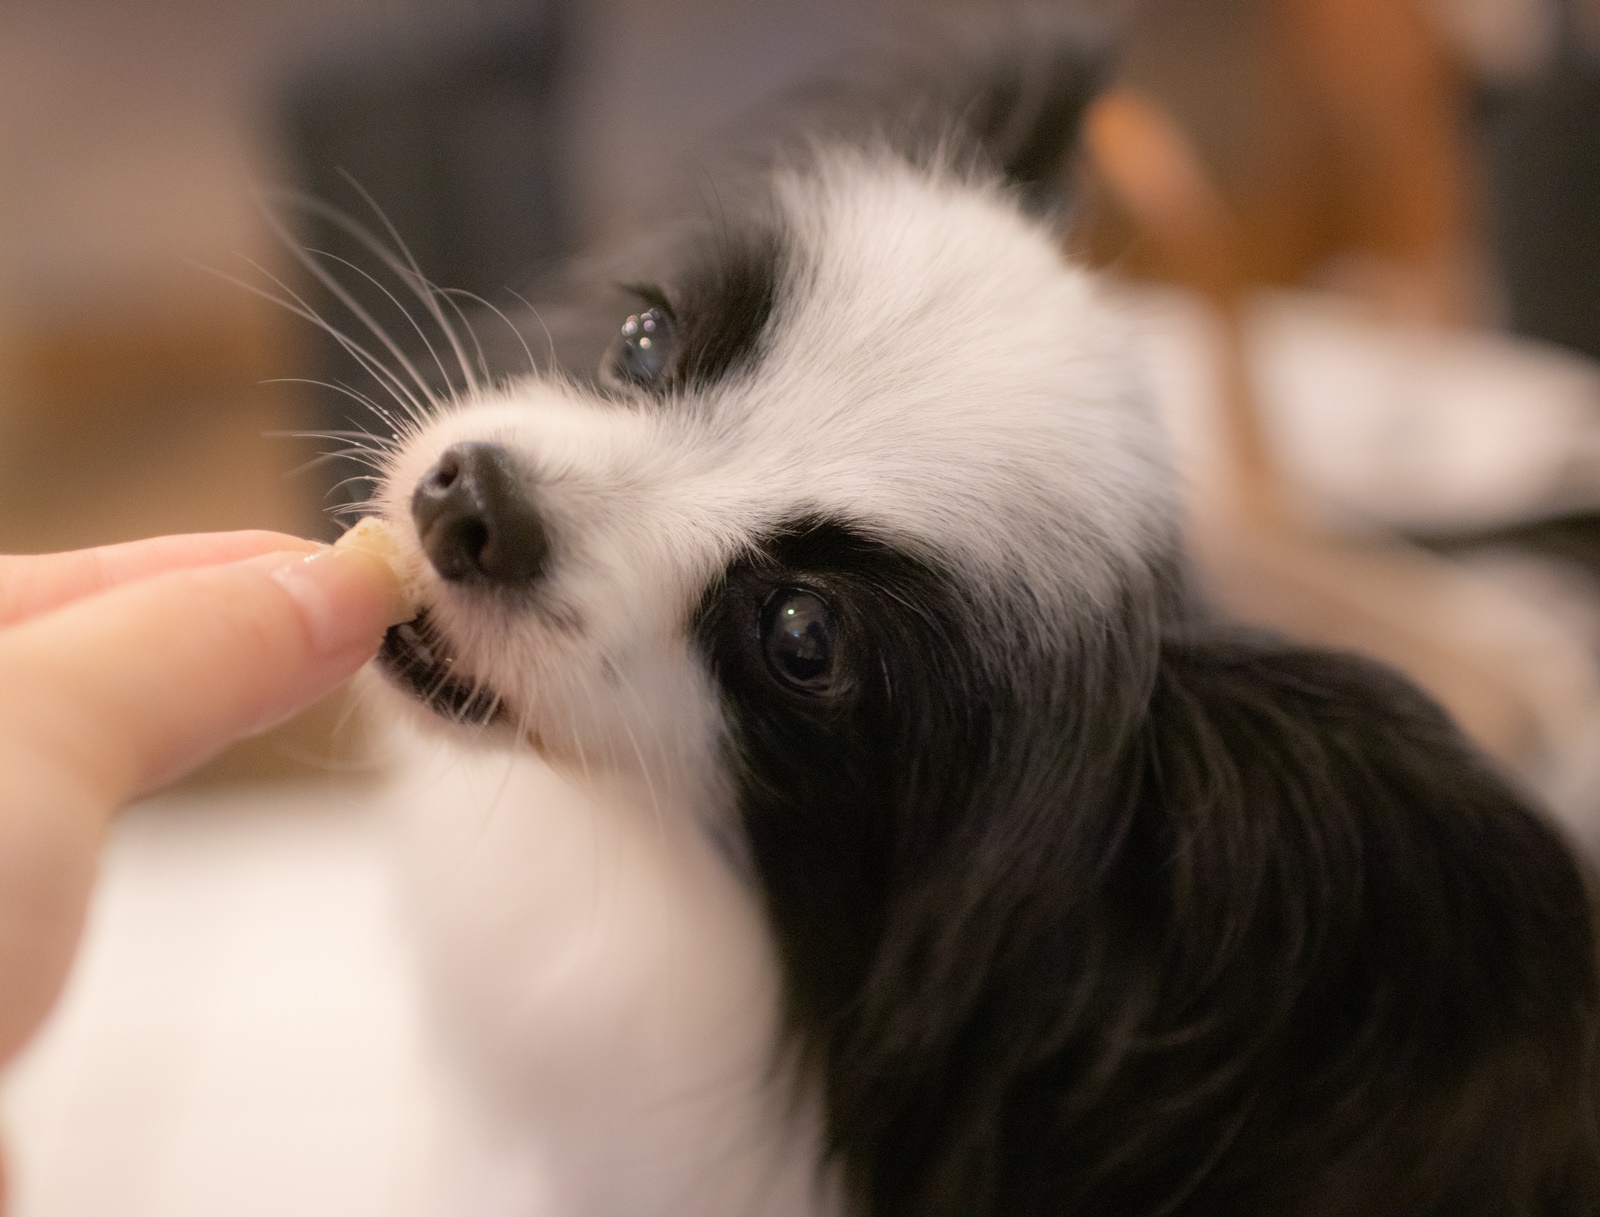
[0, 530, 321, 629]
[0, 544, 401, 811]
[0, 546, 400, 1067]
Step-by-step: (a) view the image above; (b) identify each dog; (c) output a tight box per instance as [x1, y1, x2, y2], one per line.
[350, 17, 1600, 1216]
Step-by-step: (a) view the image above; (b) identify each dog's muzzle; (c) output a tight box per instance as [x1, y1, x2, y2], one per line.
[377, 610, 504, 725]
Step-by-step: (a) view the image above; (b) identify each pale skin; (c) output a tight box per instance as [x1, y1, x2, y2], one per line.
[0, 530, 404, 1213]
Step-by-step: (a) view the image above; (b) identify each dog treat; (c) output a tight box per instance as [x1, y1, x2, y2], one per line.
[335, 516, 422, 625]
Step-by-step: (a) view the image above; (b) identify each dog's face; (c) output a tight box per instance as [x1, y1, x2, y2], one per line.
[370, 152, 1175, 825]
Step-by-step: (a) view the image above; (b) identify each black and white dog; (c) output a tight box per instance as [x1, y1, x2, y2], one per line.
[355, 19, 1600, 1217]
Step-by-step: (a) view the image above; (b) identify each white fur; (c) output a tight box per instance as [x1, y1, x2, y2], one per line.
[382, 723, 833, 1216]
[370, 154, 1173, 1215]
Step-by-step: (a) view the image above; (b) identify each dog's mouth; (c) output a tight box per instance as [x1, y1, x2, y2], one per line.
[377, 610, 505, 726]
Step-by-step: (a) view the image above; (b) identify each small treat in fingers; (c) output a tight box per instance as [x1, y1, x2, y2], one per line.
[335, 517, 422, 626]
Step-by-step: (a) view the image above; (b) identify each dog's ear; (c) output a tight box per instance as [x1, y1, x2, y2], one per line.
[902, 12, 1113, 215]
[734, 11, 1113, 219]
[1130, 627, 1600, 1211]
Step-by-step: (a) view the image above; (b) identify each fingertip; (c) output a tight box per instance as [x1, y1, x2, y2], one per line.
[256, 547, 401, 657]
[0, 546, 401, 806]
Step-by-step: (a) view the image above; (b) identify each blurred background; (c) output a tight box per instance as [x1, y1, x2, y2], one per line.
[0, 0, 1597, 1212]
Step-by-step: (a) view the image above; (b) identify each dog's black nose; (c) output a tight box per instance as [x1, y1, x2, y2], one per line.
[412, 442, 549, 587]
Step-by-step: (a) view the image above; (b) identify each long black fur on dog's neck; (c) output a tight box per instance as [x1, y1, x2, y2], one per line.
[699, 513, 1599, 1215]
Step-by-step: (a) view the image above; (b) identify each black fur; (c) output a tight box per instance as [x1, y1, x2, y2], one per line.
[629, 226, 785, 395]
[697, 519, 1600, 1216]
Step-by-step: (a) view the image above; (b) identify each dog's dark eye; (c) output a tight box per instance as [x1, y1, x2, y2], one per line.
[761, 589, 835, 692]
[611, 306, 675, 385]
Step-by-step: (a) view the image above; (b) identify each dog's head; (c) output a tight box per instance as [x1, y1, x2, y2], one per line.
[373, 145, 1175, 803]
[355, 26, 1599, 1217]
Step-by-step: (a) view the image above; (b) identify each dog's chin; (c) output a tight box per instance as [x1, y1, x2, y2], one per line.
[377, 610, 507, 728]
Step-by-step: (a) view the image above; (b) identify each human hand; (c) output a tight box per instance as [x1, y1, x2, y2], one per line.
[0, 530, 401, 1115]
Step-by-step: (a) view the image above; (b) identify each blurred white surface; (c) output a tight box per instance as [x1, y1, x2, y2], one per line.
[0, 785, 441, 1217]
[1135, 287, 1600, 533]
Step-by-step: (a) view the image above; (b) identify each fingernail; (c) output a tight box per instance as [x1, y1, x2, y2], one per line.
[267, 547, 391, 655]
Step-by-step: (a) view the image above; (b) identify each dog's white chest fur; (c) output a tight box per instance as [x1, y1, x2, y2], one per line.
[385, 723, 837, 1217]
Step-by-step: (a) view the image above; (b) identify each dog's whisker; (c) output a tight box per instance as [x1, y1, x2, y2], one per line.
[259, 379, 409, 436]
[442, 286, 531, 385]
[432, 287, 493, 391]
[611, 675, 670, 852]
[327, 172, 482, 396]
[287, 454, 382, 483]
[278, 434, 395, 468]
[302, 246, 462, 401]
[276, 376, 414, 445]
[250, 201, 441, 421]
[614, 667, 683, 811]
[324, 470, 384, 498]
[331, 379, 414, 441]
[505, 287, 558, 373]
[268, 185, 479, 403]
[327, 490, 382, 514]
[201, 256, 431, 432]
[254, 192, 446, 409]
[443, 721, 519, 888]
[266, 426, 400, 450]
[562, 671, 617, 951]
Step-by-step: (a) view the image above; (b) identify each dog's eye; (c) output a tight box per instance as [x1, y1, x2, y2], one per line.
[610, 306, 675, 385]
[761, 589, 835, 692]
